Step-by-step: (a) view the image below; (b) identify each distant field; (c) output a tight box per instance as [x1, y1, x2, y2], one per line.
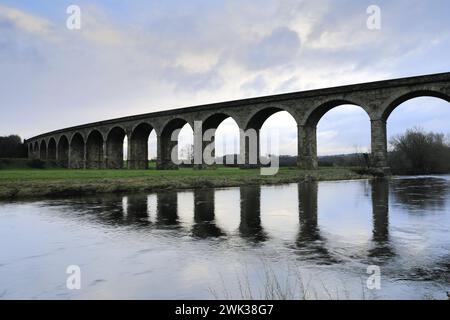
[0, 167, 368, 200]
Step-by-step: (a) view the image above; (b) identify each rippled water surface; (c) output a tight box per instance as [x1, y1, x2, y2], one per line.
[1, 177, 449, 299]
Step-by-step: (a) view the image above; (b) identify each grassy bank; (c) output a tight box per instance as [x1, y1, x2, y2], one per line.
[0, 167, 368, 200]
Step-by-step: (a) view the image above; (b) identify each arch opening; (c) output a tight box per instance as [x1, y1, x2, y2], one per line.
[33, 142, 39, 158]
[386, 96, 450, 175]
[86, 130, 104, 169]
[215, 117, 240, 166]
[129, 123, 155, 169]
[106, 127, 127, 169]
[316, 104, 371, 167]
[260, 111, 298, 160]
[160, 118, 191, 169]
[383, 90, 450, 122]
[39, 140, 47, 160]
[148, 131, 157, 166]
[47, 138, 57, 161]
[70, 133, 85, 169]
[305, 100, 366, 127]
[58, 135, 69, 168]
[247, 108, 298, 167]
[246, 107, 288, 131]
[299, 101, 370, 169]
[203, 113, 240, 166]
[178, 123, 194, 165]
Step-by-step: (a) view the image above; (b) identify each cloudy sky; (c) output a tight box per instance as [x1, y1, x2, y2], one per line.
[1, 0, 450, 156]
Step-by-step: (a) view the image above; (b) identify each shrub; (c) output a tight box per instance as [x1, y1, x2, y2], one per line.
[27, 159, 46, 169]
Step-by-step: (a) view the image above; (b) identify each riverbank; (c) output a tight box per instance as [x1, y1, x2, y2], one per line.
[0, 167, 369, 200]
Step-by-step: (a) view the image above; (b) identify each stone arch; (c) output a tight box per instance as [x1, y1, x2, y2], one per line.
[382, 89, 450, 122]
[33, 141, 39, 158]
[57, 135, 69, 168]
[368, 90, 450, 172]
[160, 117, 192, 135]
[47, 137, 57, 161]
[201, 113, 241, 165]
[39, 140, 47, 160]
[243, 106, 298, 167]
[202, 113, 241, 131]
[86, 130, 104, 169]
[129, 122, 155, 169]
[70, 132, 85, 169]
[106, 126, 127, 169]
[298, 99, 370, 170]
[131, 121, 158, 137]
[245, 106, 298, 130]
[159, 118, 192, 169]
[303, 99, 370, 127]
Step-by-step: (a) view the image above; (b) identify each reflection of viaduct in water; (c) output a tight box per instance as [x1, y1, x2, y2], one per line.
[371, 179, 390, 243]
[369, 179, 394, 258]
[26, 73, 450, 172]
[62, 181, 392, 259]
[296, 181, 334, 262]
[295, 179, 392, 261]
[156, 192, 178, 226]
[192, 189, 225, 238]
[239, 186, 267, 242]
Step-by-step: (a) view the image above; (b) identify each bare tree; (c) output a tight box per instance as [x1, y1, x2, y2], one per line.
[389, 127, 450, 175]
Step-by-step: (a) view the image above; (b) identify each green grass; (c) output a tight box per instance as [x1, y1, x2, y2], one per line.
[0, 167, 257, 181]
[0, 167, 361, 182]
[0, 167, 368, 200]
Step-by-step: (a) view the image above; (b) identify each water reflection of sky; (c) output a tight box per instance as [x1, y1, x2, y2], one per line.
[0, 177, 449, 299]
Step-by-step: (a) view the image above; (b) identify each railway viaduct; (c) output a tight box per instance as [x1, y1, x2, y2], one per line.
[26, 72, 450, 172]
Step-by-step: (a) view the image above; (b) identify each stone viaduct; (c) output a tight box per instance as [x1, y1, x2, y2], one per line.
[26, 72, 450, 172]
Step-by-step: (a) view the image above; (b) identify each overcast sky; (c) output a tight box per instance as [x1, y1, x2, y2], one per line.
[1, 0, 450, 156]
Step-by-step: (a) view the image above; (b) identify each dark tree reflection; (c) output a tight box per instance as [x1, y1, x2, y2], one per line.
[390, 178, 449, 211]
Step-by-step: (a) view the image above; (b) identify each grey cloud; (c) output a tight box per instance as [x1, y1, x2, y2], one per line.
[240, 75, 267, 93]
[162, 65, 224, 92]
[239, 27, 301, 70]
[275, 76, 300, 93]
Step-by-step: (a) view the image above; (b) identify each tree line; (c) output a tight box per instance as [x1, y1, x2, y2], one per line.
[316, 128, 450, 174]
[0, 135, 27, 158]
[389, 128, 450, 175]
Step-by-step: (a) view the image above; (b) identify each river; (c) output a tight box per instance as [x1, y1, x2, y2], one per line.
[1, 176, 449, 299]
